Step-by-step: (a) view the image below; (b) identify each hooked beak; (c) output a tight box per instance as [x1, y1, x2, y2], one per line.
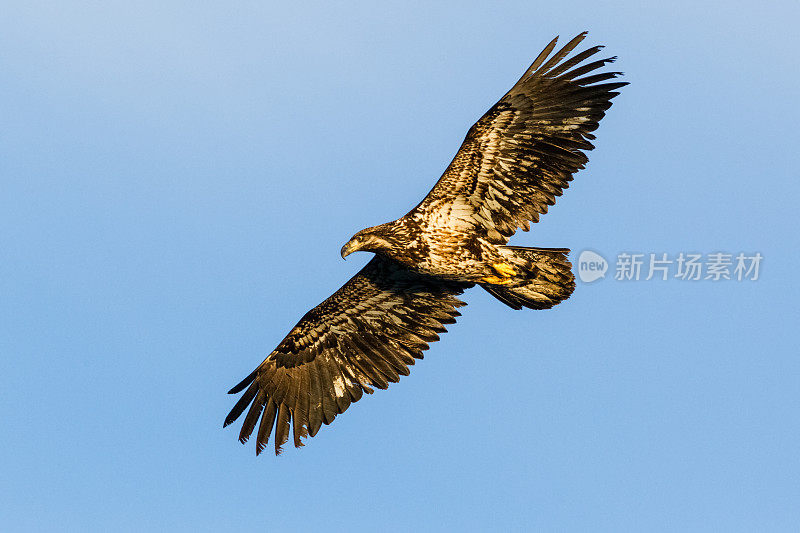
[340, 240, 359, 260]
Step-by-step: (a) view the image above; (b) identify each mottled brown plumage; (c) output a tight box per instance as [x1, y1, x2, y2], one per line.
[225, 32, 626, 454]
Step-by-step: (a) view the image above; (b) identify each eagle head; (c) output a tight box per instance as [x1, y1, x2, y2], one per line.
[340, 226, 395, 259]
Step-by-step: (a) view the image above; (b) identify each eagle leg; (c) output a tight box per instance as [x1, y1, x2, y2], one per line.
[481, 275, 515, 285]
[491, 262, 517, 277]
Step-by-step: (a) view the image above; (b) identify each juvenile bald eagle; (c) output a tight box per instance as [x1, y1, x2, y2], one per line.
[225, 32, 626, 454]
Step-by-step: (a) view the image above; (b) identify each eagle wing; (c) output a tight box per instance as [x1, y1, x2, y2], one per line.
[412, 32, 627, 243]
[224, 256, 470, 454]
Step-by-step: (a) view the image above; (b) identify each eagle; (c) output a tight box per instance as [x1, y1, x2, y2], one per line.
[224, 32, 626, 454]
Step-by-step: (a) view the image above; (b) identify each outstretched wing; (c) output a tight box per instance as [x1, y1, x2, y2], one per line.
[413, 32, 627, 243]
[224, 256, 470, 455]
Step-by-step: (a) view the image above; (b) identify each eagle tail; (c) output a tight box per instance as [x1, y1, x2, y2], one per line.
[481, 246, 575, 310]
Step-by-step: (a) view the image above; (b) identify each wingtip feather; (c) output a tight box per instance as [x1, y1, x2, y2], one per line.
[227, 369, 258, 394]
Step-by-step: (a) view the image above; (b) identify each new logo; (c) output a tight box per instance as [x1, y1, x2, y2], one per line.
[577, 250, 608, 283]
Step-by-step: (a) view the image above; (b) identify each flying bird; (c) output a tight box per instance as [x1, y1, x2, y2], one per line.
[225, 32, 626, 454]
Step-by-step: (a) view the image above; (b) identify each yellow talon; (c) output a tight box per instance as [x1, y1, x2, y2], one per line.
[482, 275, 514, 285]
[492, 262, 517, 277]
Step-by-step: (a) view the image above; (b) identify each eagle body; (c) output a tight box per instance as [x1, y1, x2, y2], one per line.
[341, 217, 501, 282]
[225, 32, 626, 454]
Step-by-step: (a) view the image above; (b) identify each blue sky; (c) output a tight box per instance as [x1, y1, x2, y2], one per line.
[2, 1, 799, 531]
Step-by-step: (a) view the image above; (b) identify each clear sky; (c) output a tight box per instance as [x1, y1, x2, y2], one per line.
[2, 2, 799, 531]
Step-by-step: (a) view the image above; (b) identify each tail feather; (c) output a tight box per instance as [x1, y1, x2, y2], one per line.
[482, 246, 575, 310]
